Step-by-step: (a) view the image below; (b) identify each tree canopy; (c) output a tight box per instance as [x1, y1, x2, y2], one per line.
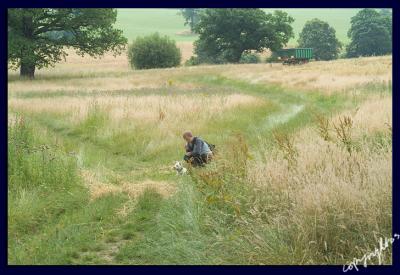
[179, 9, 202, 33]
[298, 18, 342, 60]
[193, 9, 294, 64]
[8, 8, 127, 78]
[346, 9, 392, 58]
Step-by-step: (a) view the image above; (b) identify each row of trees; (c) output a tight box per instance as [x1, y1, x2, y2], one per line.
[181, 8, 392, 63]
[8, 8, 392, 77]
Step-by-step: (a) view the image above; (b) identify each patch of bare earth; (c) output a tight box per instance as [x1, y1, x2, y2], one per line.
[81, 170, 176, 201]
[97, 240, 129, 265]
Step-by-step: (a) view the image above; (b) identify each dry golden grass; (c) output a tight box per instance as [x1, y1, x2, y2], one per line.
[332, 96, 392, 137]
[81, 170, 176, 201]
[251, 94, 392, 190]
[248, 95, 392, 261]
[178, 41, 194, 62]
[9, 73, 202, 95]
[8, 52, 391, 96]
[222, 55, 392, 92]
[8, 66, 203, 95]
[8, 42, 193, 79]
[9, 93, 262, 124]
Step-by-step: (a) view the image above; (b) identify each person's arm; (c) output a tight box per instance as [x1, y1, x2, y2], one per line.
[185, 143, 192, 156]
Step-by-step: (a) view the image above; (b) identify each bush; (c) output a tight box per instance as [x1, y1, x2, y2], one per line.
[239, 52, 261, 64]
[128, 33, 181, 70]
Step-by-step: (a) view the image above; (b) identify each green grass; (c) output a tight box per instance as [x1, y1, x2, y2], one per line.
[115, 8, 362, 44]
[7, 118, 129, 264]
[116, 8, 197, 43]
[262, 8, 362, 44]
[8, 66, 392, 265]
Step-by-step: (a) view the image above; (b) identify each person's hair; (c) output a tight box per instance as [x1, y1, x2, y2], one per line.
[182, 131, 193, 138]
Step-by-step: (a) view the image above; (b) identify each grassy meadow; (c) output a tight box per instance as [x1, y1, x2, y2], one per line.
[8, 52, 392, 264]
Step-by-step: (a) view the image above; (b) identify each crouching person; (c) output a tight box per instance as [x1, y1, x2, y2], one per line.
[182, 131, 213, 167]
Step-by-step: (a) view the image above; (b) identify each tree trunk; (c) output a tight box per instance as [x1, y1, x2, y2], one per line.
[190, 14, 194, 33]
[232, 49, 244, 63]
[19, 12, 35, 79]
[20, 60, 35, 79]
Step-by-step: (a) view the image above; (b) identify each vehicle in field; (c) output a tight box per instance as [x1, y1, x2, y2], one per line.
[273, 48, 313, 65]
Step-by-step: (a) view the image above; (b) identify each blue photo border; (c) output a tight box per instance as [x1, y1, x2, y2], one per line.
[1, 1, 398, 274]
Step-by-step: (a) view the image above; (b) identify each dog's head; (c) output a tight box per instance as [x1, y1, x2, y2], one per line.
[173, 161, 183, 171]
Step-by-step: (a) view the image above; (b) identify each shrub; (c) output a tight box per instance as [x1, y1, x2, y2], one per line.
[128, 33, 181, 70]
[239, 52, 261, 64]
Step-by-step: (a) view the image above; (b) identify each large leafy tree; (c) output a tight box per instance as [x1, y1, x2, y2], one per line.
[193, 9, 294, 63]
[346, 9, 392, 58]
[298, 18, 342, 60]
[8, 8, 127, 78]
[179, 9, 202, 33]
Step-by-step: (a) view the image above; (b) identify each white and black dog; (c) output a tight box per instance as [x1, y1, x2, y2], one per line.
[173, 161, 187, 175]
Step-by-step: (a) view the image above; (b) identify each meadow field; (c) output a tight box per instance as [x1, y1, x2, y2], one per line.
[8, 53, 392, 265]
[115, 8, 361, 44]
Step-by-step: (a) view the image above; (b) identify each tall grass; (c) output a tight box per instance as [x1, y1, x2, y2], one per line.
[8, 116, 130, 264]
[115, 134, 259, 264]
[8, 116, 87, 239]
[249, 110, 392, 264]
[113, 114, 391, 264]
[8, 54, 392, 265]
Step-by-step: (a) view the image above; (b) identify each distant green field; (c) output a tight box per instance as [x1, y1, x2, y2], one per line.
[116, 8, 361, 45]
[115, 9, 197, 42]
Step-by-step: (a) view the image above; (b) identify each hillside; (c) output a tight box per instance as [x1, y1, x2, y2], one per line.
[115, 8, 361, 44]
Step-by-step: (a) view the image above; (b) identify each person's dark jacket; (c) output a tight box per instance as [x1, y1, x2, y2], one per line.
[186, 137, 211, 155]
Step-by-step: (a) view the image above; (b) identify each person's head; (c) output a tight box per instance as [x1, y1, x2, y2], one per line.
[182, 131, 194, 143]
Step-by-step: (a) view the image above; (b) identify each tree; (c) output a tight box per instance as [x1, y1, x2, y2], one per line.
[179, 9, 202, 33]
[127, 33, 181, 70]
[193, 9, 294, 63]
[8, 8, 127, 78]
[346, 9, 392, 58]
[298, 19, 342, 60]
